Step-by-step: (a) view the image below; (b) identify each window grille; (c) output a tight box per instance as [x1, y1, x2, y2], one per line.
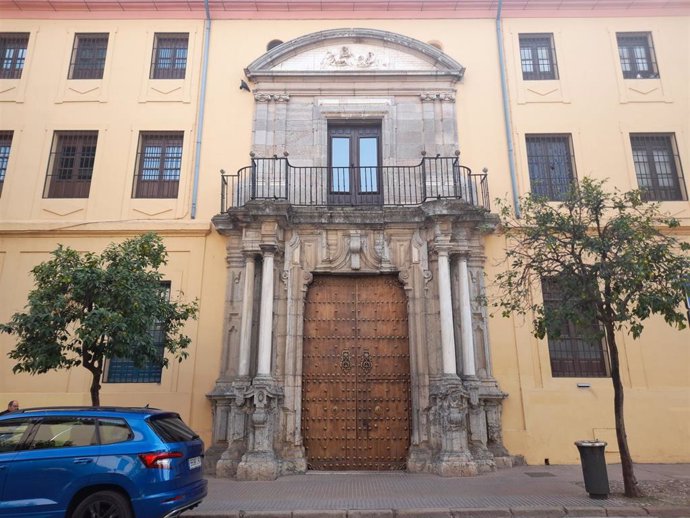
[150, 33, 188, 79]
[541, 277, 609, 378]
[68, 33, 108, 80]
[526, 134, 576, 201]
[630, 134, 686, 202]
[0, 33, 29, 79]
[0, 131, 13, 196]
[105, 282, 171, 384]
[519, 34, 558, 80]
[43, 131, 98, 198]
[132, 132, 183, 198]
[616, 32, 659, 79]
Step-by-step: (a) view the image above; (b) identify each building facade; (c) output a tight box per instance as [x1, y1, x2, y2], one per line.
[1, 0, 688, 479]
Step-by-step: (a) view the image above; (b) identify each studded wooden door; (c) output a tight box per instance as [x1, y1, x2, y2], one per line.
[302, 275, 411, 470]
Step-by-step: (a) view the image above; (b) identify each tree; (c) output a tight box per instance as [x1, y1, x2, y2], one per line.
[493, 178, 690, 498]
[1, 232, 199, 406]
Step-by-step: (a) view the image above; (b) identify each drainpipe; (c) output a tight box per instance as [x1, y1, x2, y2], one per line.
[496, 0, 521, 218]
[191, 0, 211, 219]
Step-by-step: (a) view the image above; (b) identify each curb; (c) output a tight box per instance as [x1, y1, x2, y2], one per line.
[185, 505, 690, 518]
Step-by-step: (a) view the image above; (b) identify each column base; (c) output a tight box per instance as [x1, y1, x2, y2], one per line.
[236, 451, 280, 481]
[215, 440, 247, 478]
[279, 445, 307, 475]
[407, 445, 433, 473]
[433, 453, 479, 477]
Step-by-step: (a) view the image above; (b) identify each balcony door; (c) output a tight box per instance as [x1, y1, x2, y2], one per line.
[328, 122, 382, 206]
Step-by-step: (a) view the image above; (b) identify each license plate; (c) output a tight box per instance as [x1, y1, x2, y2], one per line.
[188, 456, 202, 470]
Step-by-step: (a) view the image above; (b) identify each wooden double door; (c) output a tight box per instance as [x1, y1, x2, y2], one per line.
[302, 275, 411, 470]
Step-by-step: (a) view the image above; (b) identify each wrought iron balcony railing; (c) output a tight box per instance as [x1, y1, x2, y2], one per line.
[220, 156, 489, 212]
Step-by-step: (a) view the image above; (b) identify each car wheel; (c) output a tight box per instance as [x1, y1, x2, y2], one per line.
[71, 490, 133, 518]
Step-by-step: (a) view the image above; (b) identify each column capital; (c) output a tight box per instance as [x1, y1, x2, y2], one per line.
[242, 250, 259, 261]
[431, 240, 452, 256]
[259, 243, 279, 256]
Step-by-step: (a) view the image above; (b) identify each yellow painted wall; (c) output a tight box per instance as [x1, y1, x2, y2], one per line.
[1, 12, 688, 464]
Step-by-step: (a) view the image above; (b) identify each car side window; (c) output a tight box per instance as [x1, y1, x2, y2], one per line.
[28, 418, 97, 449]
[0, 419, 32, 453]
[97, 418, 133, 444]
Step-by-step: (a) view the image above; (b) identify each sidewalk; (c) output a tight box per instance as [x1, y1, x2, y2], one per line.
[184, 464, 690, 518]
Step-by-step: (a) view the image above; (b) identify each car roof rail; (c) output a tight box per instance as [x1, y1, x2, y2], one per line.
[8, 406, 164, 414]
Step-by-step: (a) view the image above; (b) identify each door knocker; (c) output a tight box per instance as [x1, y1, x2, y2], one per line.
[360, 351, 372, 374]
[340, 350, 352, 372]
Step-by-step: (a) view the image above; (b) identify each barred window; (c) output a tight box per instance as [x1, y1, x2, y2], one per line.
[43, 131, 98, 198]
[68, 33, 108, 80]
[150, 33, 188, 79]
[519, 34, 558, 81]
[0, 131, 12, 196]
[631, 134, 686, 202]
[617, 32, 659, 79]
[105, 282, 171, 384]
[541, 277, 609, 378]
[526, 134, 576, 201]
[0, 33, 29, 79]
[132, 132, 182, 198]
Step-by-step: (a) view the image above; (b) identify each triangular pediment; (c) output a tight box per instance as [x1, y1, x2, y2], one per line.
[245, 28, 465, 81]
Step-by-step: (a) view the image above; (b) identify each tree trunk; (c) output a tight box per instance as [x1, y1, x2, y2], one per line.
[605, 321, 641, 498]
[89, 368, 101, 406]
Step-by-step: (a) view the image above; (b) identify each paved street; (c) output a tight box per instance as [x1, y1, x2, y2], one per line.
[184, 463, 690, 518]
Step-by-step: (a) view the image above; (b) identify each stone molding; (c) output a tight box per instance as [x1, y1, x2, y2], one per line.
[254, 92, 290, 102]
[420, 92, 456, 102]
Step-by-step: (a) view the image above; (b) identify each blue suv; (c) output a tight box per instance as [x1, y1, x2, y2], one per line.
[0, 407, 207, 518]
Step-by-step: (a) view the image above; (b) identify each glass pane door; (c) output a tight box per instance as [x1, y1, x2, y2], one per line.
[328, 122, 382, 206]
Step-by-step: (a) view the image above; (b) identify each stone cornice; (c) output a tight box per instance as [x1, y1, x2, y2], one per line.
[3, 0, 688, 19]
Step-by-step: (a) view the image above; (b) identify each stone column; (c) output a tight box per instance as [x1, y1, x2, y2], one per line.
[238, 254, 256, 378]
[458, 256, 476, 377]
[257, 245, 276, 378]
[437, 247, 457, 375]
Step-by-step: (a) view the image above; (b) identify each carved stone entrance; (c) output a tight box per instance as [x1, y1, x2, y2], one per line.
[302, 275, 411, 470]
[208, 27, 515, 480]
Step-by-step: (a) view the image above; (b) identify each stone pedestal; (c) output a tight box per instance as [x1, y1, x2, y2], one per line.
[212, 380, 251, 478]
[429, 378, 478, 477]
[235, 379, 283, 481]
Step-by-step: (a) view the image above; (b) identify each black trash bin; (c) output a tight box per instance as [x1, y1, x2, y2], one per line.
[575, 440, 610, 499]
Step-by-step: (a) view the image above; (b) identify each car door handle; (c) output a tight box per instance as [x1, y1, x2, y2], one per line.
[73, 458, 94, 464]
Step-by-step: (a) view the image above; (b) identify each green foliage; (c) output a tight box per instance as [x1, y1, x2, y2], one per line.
[1, 233, 199, 398]
[494, 178, 690, 341]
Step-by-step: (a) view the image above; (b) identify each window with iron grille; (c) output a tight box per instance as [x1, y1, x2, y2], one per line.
[68, 33, 108, 80]
[132, 132, 183, 198]
[105, 282, 171, 384]
[630, 134, 686, 202]
[519, 33, 558, 80]
[0, 33, 29, 79]
[526, 134, 576, 201]
[0, 131, 13, 196]
[616, 32, 659, 79]
[43, 131, 98, 198]
[541, 277, 609, 378]
[150, 33, 188, 79]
